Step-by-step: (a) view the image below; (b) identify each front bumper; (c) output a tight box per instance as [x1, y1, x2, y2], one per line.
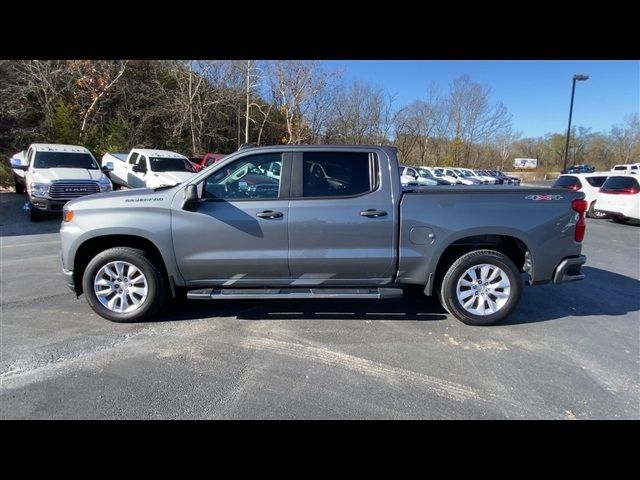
[29, 196, 69, 212]
[552, 255, 586, 284]
[61, 252, 76, 292]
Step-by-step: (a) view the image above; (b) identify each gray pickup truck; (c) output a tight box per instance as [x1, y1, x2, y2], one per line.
[60, 145, 588, 326]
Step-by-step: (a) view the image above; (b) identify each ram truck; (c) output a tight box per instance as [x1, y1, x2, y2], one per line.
[10, 143, 112, 221]
[60, 145, 588, 326]
[102, 148, 197, 189]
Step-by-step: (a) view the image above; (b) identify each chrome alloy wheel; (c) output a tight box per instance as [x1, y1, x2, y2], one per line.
[456, 263, 511, 316]
[94, 261, 148, 313]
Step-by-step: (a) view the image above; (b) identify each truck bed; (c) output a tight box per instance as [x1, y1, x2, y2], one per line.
[397, 186, 584, 288]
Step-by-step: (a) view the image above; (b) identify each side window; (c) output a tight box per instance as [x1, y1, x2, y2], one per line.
[128, 153, 139, 165]
[138, 155, 148, 172]
[203, 153, 282, 200]
[302, 152, 373, 198]
[586, 176, 607, 188]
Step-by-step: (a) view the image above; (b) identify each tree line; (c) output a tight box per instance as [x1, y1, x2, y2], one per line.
[1, 60, 638, 180]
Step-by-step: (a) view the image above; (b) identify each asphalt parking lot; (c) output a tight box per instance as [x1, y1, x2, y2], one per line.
[1, 190, 638, 419]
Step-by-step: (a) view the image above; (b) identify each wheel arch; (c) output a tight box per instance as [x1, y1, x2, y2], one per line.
[426, 234, 531, 296]
[73, 235, 171, 296]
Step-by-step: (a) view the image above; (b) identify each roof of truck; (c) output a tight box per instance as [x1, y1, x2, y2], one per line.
[131, 149, 188, 159]
[30, 144, 92, 153]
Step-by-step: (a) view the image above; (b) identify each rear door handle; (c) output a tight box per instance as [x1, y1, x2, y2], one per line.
[256, 210, 283, 219]
[360, 209, 387, 218]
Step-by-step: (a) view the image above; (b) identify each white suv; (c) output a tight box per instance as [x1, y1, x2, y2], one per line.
[553, 172, 610, 218]
[596, 174, 640, 223]
[10, 143, 112, 221]
[610, 163, 639, 174]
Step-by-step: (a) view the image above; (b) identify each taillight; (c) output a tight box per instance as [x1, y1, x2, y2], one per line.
[600, 187, 640, 194]
[572, 199, 588, 242]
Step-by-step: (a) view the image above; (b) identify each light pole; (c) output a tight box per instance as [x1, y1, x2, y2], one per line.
[562, 74, 589, 173]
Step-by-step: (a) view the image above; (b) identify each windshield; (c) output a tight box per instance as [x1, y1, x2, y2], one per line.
[33, 152, 98, 169]
[150, 157, 195, 173]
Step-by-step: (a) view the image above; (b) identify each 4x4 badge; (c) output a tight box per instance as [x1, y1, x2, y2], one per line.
[525, 194, 563, 201]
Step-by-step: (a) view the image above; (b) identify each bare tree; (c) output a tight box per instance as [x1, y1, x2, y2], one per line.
[325, 81, 394, 145]
[495, 128, 522, 170]
[609, 113, 640, 164]
[155, 60, 224, 155]
[0, 60, 75, 131]
[443, 75, 512, 167]
[267, 60, 332, 144]
[68, 60, 129, 136]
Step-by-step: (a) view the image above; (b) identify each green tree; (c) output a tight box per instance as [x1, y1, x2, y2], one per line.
[49, 99, 78, 144]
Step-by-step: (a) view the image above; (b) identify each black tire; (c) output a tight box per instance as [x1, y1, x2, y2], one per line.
[587, 201, 608, 219]
[439, 249, 522, 326]
[27, 203, 43, 222]
[82, 247, 166, 323]
[14, 176, 25, 194]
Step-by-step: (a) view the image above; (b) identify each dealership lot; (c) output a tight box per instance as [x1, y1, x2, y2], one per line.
[0, 191, 638, 419]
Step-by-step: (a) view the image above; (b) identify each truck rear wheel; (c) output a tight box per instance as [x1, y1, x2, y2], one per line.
[82, 247, 166, 323]
[439, 249, 522, 326]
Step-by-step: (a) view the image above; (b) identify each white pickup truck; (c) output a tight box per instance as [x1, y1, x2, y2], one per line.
[102, 149, 197, 189]
[10, 143, 113, 221]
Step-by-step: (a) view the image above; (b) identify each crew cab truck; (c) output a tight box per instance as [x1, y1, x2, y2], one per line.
[60, 145, 588, 326]
[102, 148, 197, 190]
[10, 143, 112, 221]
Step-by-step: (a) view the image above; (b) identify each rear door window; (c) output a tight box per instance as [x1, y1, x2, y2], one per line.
[301, 152, 374, 198]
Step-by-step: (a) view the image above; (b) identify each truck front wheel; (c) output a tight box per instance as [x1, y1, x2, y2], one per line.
[14, 176, 24, 194]
[82, 247, 166, 323]
[439, 249, 522, 326]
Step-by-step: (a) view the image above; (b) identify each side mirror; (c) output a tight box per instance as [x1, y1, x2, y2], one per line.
[102, 161, 114, 172]
[10, 158, 28, 170]
[182, 184, 199, 212]
[132, 164, 143, 173]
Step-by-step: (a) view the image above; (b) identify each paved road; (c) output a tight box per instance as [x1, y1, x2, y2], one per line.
[1, 191, 638, 419]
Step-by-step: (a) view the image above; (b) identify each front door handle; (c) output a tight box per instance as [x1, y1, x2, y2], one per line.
[256, 210, 283, 219]
[360, 209, 387, 218]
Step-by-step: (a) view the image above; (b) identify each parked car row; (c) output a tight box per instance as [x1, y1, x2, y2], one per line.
[8, 143, 213, 221]
[399, 165, 521, 187]
[553, 171, 639, 223]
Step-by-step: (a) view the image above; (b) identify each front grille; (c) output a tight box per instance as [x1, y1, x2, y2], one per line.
[49, 181, 100, 199]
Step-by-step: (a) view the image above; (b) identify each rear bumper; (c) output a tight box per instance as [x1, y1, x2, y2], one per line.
[552, 255, 586, 284]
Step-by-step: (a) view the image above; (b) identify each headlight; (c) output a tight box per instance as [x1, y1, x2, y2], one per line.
[98, 176, 113, 192]
[30, 182, 50, 197]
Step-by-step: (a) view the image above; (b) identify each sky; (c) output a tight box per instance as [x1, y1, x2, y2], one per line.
[322, 60, 639, 138]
